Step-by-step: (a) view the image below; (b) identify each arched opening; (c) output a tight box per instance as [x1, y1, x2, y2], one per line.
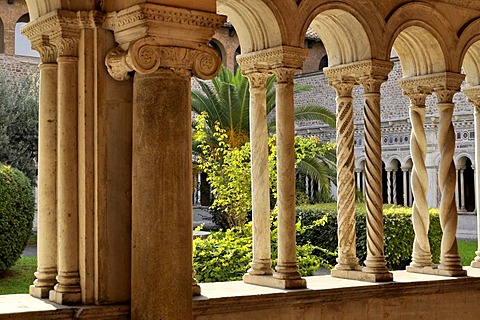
[319, 54, 328, 71]
[233, 45, 241, 73]
[15, 13, 38, 57]
[456, 156, 475, 213]
[209, 40, 224, 65]
[382, 161, 388, 204]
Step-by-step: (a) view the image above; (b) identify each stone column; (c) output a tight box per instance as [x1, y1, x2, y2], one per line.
[392, 169, 398, 205]
[356, 170, 362, 191]
[272, 67, 306, 289]
[49, 29, 82, 304]
[327, 78, 360, 274]
[106, 30, 223, 319]
[28, 40, 58, 299]
[464, 87, 480, 268]
[400, 87, 433, 270]
[435, 81, 466, 276]
[359, 74, 392, 281]
[402, 168, 409, 206]
[243, 70, 274, 282]
[386, 170, 392, 204]
[459, 167, 466, 211]
[455, 168, 460, 208]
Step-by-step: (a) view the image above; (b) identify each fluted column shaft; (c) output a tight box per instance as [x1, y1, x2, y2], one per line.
[273, 67, 302, 281]
[331, 80, 359, 270]
[29, 51, 58, 298]
[245, 71, 273, 276]
[435, 89, 463, 272]
[361, 77, 389, 275]
[51, 40, 82, 304]
[406, 91, 433, 267]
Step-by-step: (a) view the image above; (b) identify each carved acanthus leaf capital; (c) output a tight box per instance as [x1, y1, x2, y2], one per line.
[30, 37, 57, 64]
[105, 37, 222, 81]
[243, 71, 269, 89]
[272, 67, 297, 83]
[463, 86, 480, 108]
[237, 46, 307, 72]
[329, 78, 356, 98]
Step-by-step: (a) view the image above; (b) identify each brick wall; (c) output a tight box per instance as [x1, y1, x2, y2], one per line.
[0, 53, 39, 79]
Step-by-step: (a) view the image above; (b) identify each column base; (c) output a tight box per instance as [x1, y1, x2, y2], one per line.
[406, 265, 467, 277]
[471, 260, 480, 268]
[331, 269, 393, 282]
[49, 289, 82, 305]
[193, 284, 201, 296]
[29, 285, 53, 299]
[243, 274, 306, 289]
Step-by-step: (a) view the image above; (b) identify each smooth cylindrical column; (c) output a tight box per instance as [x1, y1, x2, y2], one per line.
[30, 62, 58, 299]
[460, 168, 465, 211]
[356, 170, 362, 191]
[436, 91, 463, 273]
[51, 56, 81, 304]
[132, 69, 193, 319]
[407, 92, 433, 267]
[245, 71, 273, 276]
[273, 68, 303, 284]
[402, 169, 408, 206]
[455, 169, 460, 208]
[361, 78, 390, 277]
[331, 80, 359, 271]
[468, 94, 480, 268]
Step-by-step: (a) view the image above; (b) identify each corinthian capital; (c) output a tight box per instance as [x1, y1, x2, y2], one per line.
[30, 37, 57, 64]
[105, 37, 222, 81]
[463, 86, 480, 108]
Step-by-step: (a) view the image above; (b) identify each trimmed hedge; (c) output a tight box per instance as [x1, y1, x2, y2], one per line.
[296, 203, 442, 270]
[0, 163, 35, 272]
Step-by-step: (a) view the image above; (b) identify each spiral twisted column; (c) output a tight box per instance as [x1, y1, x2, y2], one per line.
[392, 169, 397, 205]
[464, 87, 480, 268]
[435, 87, 465, 275]
[243, 70, 273, 277]
[386, 170, 392, 204]
[327, 79, 359, 272]
[360, 77, 391, 278]
[403, 89, 433, 268]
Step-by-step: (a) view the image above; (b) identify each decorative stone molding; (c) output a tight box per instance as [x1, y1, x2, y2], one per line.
[104, 4, 226, 50]
[398, 72, 465, 95]
[105, 37, 222, 80]
[324, 59, 393, 83]
[237, 46, 308, 72]
[30, 37, 57, 64]
[464, 86, 480, 108]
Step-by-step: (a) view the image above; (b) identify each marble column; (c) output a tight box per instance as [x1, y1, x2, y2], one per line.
[392, 169, 398, 205]
[243, 70, 273, 281]
[402, 169, 409, 206]
[356, 170, 362, 192]
[50, 32, 82, 304]
[435, 86, 466, 275]
[459, 168, 466, 211]
[29, 41, 58, 299]
[402, 88, 433, 269]
[464, 87, 480, 268]
[386, 170, 392, 204]
[329, 79, 360, 273]
[455, 168, 460, 208]
[360, 75, 391, 280]
[272, 67, 305, 288]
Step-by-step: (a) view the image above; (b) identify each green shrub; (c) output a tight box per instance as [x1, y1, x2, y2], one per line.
[0, 163, 35, 272]
[193, 211, 334, 283]
[296, 203, 441, 270]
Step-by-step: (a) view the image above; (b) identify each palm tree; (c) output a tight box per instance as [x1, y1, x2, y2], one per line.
[192, 65, 337, 202]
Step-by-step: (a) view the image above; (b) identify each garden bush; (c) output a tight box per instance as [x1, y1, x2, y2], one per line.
[296, 203, 442, 270]
[0, 163, 35, 272]
[193, 211, 334, 283]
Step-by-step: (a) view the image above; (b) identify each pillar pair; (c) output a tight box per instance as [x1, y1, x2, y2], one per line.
[325, 59, 394, 282]
[400, 73, 466, 276]
[239, 46, 308, 289]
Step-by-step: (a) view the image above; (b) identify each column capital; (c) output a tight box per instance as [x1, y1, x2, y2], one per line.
[237, 45, 308, 72]
[272, 67, 297, 83]
[104, 4, 225, 81]
[463, 86, 480, 108]
[31, 37, 57, 64]
[243, 70, 269, 89]
[105, 38, 222, 80]
[329, 79, 356, 98]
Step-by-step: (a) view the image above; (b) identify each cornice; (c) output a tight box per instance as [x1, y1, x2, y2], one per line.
[398, 72, 465, 93]
[323, 59, 393, 83]
[236, 46, 308, 72]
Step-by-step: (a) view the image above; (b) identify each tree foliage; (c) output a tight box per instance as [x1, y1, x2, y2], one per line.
[0, 71, 39, 185]
[194, 113, 326, 228]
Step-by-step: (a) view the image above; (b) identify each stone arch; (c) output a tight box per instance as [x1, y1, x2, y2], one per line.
[209, 39, 225, 66]
[385, 3, 457, 77]
[14, 13, 37, 56]
[455, 155, 475, 212]
[25, 1, 97, 20]
[216, 0, 282, 54]
[458, 18, 480, 85]
[305, 8, 373, 66]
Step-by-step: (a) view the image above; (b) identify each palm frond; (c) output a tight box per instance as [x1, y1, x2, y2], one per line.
[293, 104, 336, 128]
